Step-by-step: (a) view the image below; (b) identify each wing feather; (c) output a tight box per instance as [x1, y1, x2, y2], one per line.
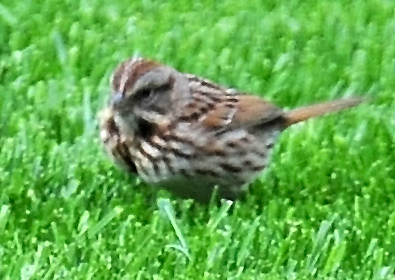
[183, 75, 284, 131]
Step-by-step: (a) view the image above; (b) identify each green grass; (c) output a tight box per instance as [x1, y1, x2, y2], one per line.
[1, 0, 394, 278]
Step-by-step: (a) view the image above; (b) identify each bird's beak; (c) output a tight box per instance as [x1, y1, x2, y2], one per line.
[110, 92, 123, 108]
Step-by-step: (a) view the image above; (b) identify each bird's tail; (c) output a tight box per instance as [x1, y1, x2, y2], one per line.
[283, 96, 366, 128]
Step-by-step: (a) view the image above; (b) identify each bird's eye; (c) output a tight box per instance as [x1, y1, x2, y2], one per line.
[156, 83, 172, 92]
[135, 83, 171, 102]
[135, 88, 153, 101]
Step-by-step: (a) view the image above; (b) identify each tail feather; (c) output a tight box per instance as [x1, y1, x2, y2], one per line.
[284, 96, 366, 128]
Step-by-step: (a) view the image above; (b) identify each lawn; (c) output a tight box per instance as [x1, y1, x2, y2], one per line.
[0, 0, 394, 279]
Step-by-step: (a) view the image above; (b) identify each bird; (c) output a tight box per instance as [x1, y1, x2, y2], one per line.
[98, 56, 364, 203]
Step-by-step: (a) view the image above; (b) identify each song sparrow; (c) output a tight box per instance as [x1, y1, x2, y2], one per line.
[99, 57, 364, 202]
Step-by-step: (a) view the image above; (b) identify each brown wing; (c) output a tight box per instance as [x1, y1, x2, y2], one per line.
[202, 95, 284, 130]
[183, 74, 284, 130]
[230, 95, 284, 128]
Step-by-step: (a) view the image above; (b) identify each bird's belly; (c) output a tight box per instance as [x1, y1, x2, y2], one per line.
[131, 127, 281, 202]
[132, 149, 268, 202]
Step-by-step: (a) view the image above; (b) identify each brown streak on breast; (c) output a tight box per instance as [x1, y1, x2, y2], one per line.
[116, 142, 138, 173]
[99, 108, 138, 174]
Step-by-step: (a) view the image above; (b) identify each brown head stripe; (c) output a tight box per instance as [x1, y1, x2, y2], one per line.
[112, 58, 161, 93]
